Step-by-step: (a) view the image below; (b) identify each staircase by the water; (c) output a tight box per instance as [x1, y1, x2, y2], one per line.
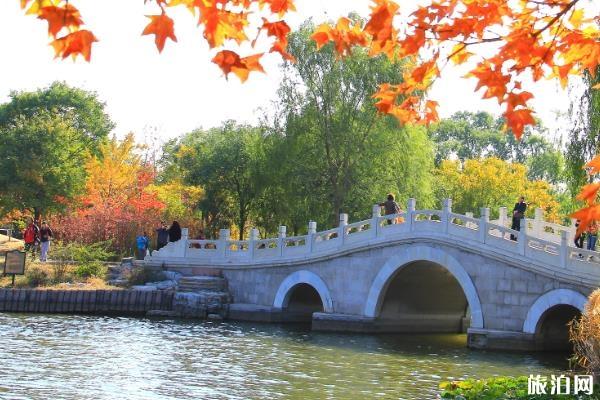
[173, 275, 231, 319]
[177, 276, 228, 292]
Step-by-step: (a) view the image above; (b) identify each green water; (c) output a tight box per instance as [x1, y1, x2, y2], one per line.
[0, 313, 570, 399]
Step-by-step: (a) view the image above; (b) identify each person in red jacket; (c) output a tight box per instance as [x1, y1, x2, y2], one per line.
[23, 218, 40, 256]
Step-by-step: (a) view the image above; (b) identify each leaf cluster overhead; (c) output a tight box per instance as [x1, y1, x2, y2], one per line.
[20, 0, 599, 137]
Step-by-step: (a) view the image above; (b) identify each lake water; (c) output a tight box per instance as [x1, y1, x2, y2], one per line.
[0, 313, 570, 399]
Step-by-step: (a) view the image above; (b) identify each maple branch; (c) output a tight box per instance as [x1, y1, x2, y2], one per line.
[532, 0, 579, 38]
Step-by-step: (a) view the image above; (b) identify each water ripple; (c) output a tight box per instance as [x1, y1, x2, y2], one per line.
[0, 313, 568, 399]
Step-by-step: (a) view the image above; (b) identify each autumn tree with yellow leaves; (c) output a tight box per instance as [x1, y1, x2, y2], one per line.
[436, 158, 561, 221]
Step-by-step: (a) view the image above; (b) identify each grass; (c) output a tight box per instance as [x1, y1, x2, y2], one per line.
[0, 261, 121, 290]
[0, 234, 24, 253]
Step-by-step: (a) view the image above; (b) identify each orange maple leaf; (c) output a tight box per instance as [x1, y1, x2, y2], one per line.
[264, 0, 296, 17]
[51, 30, 98, 61]
[142, 13, 177, 53]
[576, 183, 600, 206]
[571, 205, 600, 237]
[212, 50, 265, 82]
[585, 155, 600, 174]
[259, 19, 295, 61]
[38, 5, 83, 37]
[504, 108, 535, 139]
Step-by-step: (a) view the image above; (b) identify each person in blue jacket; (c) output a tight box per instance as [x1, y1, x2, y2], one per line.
[136, 232, 150, 260]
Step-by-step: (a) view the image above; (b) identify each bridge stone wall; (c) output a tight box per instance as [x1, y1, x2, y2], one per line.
[148, 199, 598, 350]
[222, 242, 593, 328]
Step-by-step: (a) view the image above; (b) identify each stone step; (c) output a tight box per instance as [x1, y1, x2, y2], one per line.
[177, 276, 227, 292]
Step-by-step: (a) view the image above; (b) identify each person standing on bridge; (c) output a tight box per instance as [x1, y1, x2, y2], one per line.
[587, 221, 598, 252]
[379, 194, 403, 225]
[156, 221, 169, 250]
[510, 196, 527, 241]
[168, 221, 182, 242]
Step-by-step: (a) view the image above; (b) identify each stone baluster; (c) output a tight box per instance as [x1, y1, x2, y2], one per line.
[181, 228, 190, 258]
[479, 208, 490, 243]
[465, 212, 474, 230]
[372, 204, 381, 237]
[534, 208, 543, 238]
[499, 207, 508, 227]
[518, 218, 528, 256]
[339, 213, 348, 244]
[560, 230, 569, 268]
[218, 229, 230, 259]
[249, 228, 259, 259]
[278, 225, 287, 257]
[407, 198, 416, 232]
[442, 198, 452, 233]
[308, 221, 317, 252]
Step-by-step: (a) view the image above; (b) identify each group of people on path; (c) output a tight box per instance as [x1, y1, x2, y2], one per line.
[135, 221, 182, 260]
[22, 218, 53, 262]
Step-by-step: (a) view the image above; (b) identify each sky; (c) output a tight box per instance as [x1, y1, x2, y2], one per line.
[0, 1, 573, 144]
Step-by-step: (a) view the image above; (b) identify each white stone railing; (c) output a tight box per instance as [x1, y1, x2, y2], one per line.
[148, 198, 600, 280]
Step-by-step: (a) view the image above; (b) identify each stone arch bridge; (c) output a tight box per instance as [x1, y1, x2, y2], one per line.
[146, 199, 598, 351]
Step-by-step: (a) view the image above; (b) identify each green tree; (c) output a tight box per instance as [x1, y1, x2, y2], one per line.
[173, 122, 268, 240]
[271, 21, 435, 228]
[0, 82, 113, 219]
[428, 111, 564, 184]
[0, 82, 113, 153]
[0, 114, 89, 218]
[565, 67, 600, 197]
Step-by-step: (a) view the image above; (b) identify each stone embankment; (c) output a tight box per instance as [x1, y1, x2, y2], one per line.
[0, 260, 232, 320]
[0, 288, 174, 315]
[146, 275, 231, 319]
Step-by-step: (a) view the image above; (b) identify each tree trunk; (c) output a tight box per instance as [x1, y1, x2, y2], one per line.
[33, 207, 41, 223]
[238, 208, 246, 240]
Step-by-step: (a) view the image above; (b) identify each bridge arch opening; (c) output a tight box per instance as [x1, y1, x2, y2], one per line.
[273, 270, 333, 323]
[534, 304, 581, 351]
[523, 289, 587, 351]
[283, 283, 324, 321]
[374, 260, 471, 333]
[364, 246, 483, 332]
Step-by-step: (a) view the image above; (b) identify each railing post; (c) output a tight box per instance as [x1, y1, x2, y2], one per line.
[534, 208, 543, 238]
[407, 198, 416, 232]
[372, 204, 380, 237]
[182, 228, 189, 258]
[499, 207, 508, 226]
[442, 198, 452, 233]
[308, 221, 317, 253]
[278, 225, 286, 257]
[479, 208, 489, 243]
[339, 213, 348, 245]
[249, 228, 259, 259]
[518, 218, 527, 255]
[218, 228, 230, 259]
[560, 230, 569, 268]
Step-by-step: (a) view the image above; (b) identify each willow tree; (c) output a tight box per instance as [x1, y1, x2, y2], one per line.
[270, 22, 434, 227]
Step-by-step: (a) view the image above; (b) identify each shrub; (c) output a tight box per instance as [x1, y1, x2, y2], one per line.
[25, 266, 50, 287]
[73, 262, 107, 278]
[50, 262, 70, 283]
[50, 240, 116, 264]
[440, 376, 599, 399]
[570, 289, 600, 376]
